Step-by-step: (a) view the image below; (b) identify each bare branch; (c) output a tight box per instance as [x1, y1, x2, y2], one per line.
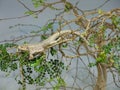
[17, 0, 32, 11]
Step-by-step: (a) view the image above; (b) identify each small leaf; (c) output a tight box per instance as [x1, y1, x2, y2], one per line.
[41, 23, 53, 32]
[47, 22, 54, 29]
[64, 2, 72, 12]
[41, 35, 48, 40]
[88, 63, 96, 67]
[98, 9, 103, 14]
[110, 59, 114, 63]
[32, 0, 45, 8]
[18, 80, 23, 85]
[62, 43, 68, 48]
[111, 15, 120, 27]
[99, 25, 107, 30]
[24, 11, 34, 15]
[50, 47, 57, 56]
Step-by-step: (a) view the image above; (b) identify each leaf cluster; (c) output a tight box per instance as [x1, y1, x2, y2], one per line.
[32, 0, 46, 8]
[17, 54, 65, 86]
[0, 43, 18, 72]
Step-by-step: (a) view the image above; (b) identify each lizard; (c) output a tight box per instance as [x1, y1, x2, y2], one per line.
[18, 30, 89, 60]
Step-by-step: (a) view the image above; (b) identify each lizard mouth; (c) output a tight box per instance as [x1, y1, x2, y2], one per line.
[31, 52, 44, 60]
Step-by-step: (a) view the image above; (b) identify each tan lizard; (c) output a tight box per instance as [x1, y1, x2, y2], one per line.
[18, 30, 89, 60]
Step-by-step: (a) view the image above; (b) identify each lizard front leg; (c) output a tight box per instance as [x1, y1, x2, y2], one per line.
[28, 45, 44, 60]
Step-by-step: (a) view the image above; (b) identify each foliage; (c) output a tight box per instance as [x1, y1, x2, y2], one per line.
[0, 43, 18, 72]
[0, 44, 65, 87]
[32, 0, 46, 8]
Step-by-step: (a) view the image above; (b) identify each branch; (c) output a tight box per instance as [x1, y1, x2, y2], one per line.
[0, 15, 29, 21]
[84, 0, 111, 12]
[17, 0, 32, 11]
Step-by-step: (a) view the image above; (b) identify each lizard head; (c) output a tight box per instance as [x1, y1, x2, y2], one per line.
[18, 45, 29, 51]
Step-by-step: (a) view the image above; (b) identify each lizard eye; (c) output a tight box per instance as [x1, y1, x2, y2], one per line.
[55, 36, 62, 41]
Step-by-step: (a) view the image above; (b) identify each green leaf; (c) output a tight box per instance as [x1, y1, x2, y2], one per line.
[111, 15, 120, 27]
[41, 35, 48, 40]
[31, 55, 45, 67]
[53, 77, 66, 90]
[88, 63, 96, 67]
[50, 47, 57, 56]
[47, 22, 54, 28]
[24, 11, 34, 15]
[96, 57, 103, 62]
[32, 0, 45, 8]
[99, 25, 107, 30]
[64, 2, 72, 12]
[89, 34, 97, 46]
[9, 63, 17, 71]
[24, 11, 38, 18]
[98, 9, 103, 14]
[62, 43, 68, 48]
[102, 43, 113, 54]
[18, 80, 23, 85]
[41, 22, 53, 32]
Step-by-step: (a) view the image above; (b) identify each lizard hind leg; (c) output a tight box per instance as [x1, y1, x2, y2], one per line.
[29, 46, 45, 60]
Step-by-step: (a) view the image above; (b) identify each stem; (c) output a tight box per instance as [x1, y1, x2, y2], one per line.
[20, 64, 26, 90]
[94, 64, 107, 90]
